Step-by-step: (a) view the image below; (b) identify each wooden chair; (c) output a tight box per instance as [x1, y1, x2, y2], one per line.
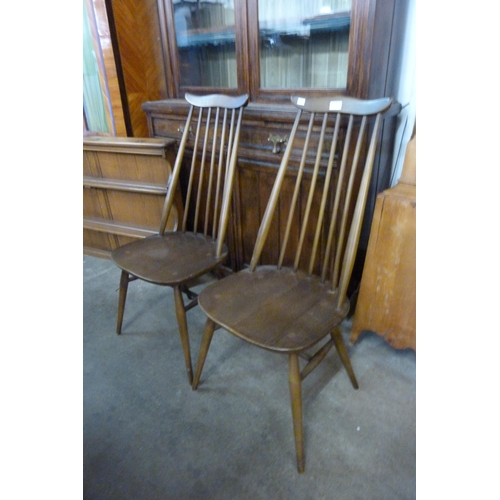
[111, 92, 249, 385]
[192, 95, 393, 472]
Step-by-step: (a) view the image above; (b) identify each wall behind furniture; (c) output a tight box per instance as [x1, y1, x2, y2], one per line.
[390, 0, 416, 186]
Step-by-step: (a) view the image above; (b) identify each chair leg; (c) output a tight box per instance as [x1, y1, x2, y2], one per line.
[116, 270, 129, 335]
[331, 327, 359, 389]
[192, 318, 216, 390]
[289, 353, 305, 473]
[173, 286, 193, 385]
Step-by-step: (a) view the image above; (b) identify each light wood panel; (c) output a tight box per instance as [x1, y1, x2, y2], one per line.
[83, 136, 180, 258]
[350, 136, 416, 350]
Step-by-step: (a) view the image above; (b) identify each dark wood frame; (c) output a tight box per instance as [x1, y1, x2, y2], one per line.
[156, 0, 408, 102]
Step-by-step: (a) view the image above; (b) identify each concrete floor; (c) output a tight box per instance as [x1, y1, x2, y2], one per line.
[83, 254, 416, 500]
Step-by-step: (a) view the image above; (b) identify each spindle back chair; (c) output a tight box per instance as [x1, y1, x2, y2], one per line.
[191, 94, 392, 472]
[111, 92, 248, 385]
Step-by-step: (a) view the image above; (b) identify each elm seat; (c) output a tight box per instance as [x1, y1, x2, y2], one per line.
[111, 92, 249, 385]
[192, 94, 393, 473]
[199, 266, 350, 351]
[112, 233, 226, 285]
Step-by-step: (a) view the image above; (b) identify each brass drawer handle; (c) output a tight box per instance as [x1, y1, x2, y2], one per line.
[268, 134, 287, 154]
[177, 126, 193, 135]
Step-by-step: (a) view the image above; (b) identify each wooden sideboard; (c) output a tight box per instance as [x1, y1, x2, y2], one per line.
[350, 136, 416, 350]
[143, 99, 401, 275]
[99, 0, 407, 279]
[83, 136, 180, 259]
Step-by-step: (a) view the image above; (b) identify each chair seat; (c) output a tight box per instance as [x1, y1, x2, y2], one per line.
[111, 232, 227, 286]
[198, 266, 350, 352]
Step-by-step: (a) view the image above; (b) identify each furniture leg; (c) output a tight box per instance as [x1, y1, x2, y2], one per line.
[173, 286, 193, 385]
[192, 318, 216, 390]
[116, 270, 129, 335]
[289, 353, 305, 473]
[331, 327, 359, 389]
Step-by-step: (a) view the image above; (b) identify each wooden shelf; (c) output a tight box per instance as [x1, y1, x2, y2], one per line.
[177, 12, 351, 48]
[83, 136, 181, 258]
[83, 217, 158, 239]
[83, 136, 175, 156]
[83, 176, 168, 195]
[83, 246, 112, 260]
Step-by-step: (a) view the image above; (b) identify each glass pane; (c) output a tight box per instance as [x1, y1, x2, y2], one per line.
[258, 0, 351, 89]
[173, 0, 237, 88]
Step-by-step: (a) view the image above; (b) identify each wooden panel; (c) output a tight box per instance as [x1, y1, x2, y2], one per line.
[84, 228, 116, 256]
[84, 151, 171, 185]
[83, 186, 111, 220]
[83, 136, 180, 258]
[83, 228, 139, 259]
[350, 183, 416, 350]
[258, 167, 278, 266]
[237, 165, 261, 267]
[106, 190, 167, 228]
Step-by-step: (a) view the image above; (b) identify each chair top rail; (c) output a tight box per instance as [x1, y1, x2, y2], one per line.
[185, 92, 249, 110]
[291, 95, 392, 116]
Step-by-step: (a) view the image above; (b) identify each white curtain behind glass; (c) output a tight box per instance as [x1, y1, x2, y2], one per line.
[258, 0, 351, 89]
[258, 0, 351, 25]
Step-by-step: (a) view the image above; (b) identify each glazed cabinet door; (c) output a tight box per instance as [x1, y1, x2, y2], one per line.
[249, 0, 352, 100]
[158, 0, 358, 101]
[159, 0, 249, 96]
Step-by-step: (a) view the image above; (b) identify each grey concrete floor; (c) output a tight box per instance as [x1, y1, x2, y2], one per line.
[83, 254, 416, 500]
